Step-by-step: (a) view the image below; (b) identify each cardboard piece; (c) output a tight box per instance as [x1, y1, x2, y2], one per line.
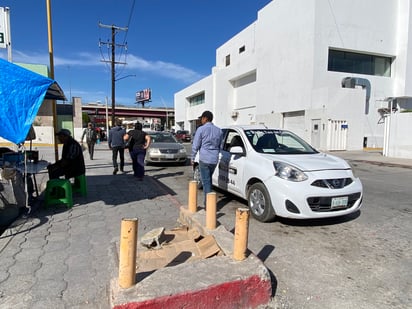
[137, 227, 222, 273]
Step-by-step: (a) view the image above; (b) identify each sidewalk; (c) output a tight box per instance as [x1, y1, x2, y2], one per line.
[327, 149, 412, 169]
[0, 143, 183, 308]
[0, 144, 410, 308]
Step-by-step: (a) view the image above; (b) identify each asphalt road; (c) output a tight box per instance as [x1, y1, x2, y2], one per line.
[147, 146, 411, 309]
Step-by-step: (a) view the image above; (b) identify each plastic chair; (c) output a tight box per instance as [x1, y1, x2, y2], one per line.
[44, 179, 73, 208]
[72, 174, 87, 197]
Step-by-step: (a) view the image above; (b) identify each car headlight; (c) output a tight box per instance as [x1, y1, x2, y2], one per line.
[179, 148, 187, 154]
[273, 162, 308, 182]
[148, 148, 160, 154]
[348, 162, 359, 179]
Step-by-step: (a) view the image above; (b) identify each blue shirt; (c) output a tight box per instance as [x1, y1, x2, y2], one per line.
[108, 126, 126, 148]
[191, 122, 222, 164]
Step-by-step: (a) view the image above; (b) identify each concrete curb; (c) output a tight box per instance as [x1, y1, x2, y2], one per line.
[109, 206, 272, 308]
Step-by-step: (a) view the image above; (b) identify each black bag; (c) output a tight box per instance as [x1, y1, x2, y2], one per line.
[87, 128, 97, 142]
[125, 137, 134, 149]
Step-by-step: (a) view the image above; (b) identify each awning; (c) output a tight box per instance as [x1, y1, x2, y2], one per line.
[0, 58, 66, 144]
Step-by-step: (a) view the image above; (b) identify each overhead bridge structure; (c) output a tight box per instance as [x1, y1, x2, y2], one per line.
[81, 104, 174, 128]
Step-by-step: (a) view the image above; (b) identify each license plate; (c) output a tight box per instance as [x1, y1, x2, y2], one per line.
[331, 196, 348, 208]
[165, 154, 174, 159]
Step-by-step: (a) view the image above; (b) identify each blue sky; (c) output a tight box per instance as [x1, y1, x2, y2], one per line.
[0, 0, 272, 108]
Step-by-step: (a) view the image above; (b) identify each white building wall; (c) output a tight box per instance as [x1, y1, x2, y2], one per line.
[255, 0, 316, 116]
[385, 112, 412, 158]
[311, 0, 401, 148]
[214, 23, 259, 126]
[174, 0, 412, 156]
[175, 75, 213, 133]
[394, 0, 412, 96]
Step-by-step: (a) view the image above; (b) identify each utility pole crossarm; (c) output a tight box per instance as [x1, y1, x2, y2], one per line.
[98, 22, 128, 32]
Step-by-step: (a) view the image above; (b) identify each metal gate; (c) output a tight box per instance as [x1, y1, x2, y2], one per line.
[326, 120, 348, 151]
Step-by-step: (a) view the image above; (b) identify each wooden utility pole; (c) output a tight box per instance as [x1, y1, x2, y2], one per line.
[98, 23, 127, 126]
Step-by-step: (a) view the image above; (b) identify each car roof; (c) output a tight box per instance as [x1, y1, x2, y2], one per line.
[221, 124, 283, 131]
[148, 131, 177, 136]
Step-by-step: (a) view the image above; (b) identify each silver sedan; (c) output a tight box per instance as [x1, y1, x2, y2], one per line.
[145, 132, 187, 165]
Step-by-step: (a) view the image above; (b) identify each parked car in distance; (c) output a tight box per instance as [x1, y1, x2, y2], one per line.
[175, 130, 191, 142]
[146, 132, 187, 165]
[193, 125, 363, 222]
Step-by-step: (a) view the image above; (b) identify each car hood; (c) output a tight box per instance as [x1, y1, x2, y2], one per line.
[150, 142, 184, 149]
[260, 152, 351, 171]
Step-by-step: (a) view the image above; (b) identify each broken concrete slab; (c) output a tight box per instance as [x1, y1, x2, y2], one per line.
[111, 255, 272, 309]
[109, 205, 273, 308]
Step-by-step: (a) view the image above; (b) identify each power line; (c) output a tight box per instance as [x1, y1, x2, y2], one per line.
[117, 0, 136, 76]
[120, 0, 136, 48]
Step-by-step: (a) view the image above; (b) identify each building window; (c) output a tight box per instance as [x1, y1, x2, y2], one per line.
[230, 70, 257, 88]
[188, 92, 205, 106]
[225, 54, 230, 66]
[328, 49, 392, 77]
[239, 45, 245, 54]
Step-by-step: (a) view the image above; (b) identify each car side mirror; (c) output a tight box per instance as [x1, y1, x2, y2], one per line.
[230, 146, 245, 155]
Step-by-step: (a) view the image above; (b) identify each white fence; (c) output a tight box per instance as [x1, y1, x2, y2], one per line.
[383, 112, 412, 159]
[326, 120, 348, 151]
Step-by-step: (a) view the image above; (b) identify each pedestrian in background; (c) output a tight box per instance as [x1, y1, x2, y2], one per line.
[191, 111, 222, 207]
[124, 122, 151, 180]
[108, 119, 126, 175]
[81, 122, 97, 160]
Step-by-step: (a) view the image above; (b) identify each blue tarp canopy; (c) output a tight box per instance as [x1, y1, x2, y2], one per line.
[0, 58, 66, 144]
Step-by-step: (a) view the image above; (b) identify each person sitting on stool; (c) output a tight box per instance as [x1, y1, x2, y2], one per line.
[48, 129, 85, 179]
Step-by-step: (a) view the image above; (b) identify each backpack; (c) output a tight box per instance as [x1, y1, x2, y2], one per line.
[87, 128, 97, 142]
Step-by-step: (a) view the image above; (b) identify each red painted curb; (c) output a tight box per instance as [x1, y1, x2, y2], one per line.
[113, 275, 271, 309]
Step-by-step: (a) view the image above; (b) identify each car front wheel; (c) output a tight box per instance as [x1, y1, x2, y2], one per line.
[247, 183, 276, 222]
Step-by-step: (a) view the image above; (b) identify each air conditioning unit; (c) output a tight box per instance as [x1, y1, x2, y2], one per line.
[231, 111, 239, 118]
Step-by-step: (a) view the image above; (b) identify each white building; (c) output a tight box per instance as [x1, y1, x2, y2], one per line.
[174, 0, 412, 157]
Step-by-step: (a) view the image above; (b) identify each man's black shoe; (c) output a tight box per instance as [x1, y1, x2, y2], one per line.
[113, 167, 118, 175]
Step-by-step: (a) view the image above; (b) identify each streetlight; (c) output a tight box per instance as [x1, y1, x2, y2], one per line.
[115, 74, 136, 82]
[105, 96, 109, 139]
[160, 97, 169, 130]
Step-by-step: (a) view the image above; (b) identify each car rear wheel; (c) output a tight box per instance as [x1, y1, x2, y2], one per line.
[247, 183, 276, 222]
[193, 164, 203, 189]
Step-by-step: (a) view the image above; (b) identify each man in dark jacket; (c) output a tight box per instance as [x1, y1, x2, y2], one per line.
[108, 119, 126, 175]
[48, 129, 86, 179]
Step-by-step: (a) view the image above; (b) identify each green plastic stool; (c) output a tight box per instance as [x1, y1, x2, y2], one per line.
[72, 174, 87, 197]
[45, 179, 73, 208]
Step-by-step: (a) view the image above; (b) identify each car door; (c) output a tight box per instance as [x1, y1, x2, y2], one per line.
[214, 129, 246, 196]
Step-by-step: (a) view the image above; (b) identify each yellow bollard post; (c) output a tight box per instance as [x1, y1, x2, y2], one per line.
[206, 192, 217, 230]
[233, 208, 250, 261]
[188, 180, 198, 213]
[118, 218, 138, 288]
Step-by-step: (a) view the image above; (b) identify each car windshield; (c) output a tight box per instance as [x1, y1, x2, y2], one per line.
[149, 133, 178, 143]
[244, 129, 318, 154]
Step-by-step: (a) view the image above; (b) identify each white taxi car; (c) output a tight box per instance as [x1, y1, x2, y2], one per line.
[193, 125, 363, 222]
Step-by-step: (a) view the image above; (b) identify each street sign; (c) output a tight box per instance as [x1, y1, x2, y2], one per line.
[0, 7, 8, 49]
